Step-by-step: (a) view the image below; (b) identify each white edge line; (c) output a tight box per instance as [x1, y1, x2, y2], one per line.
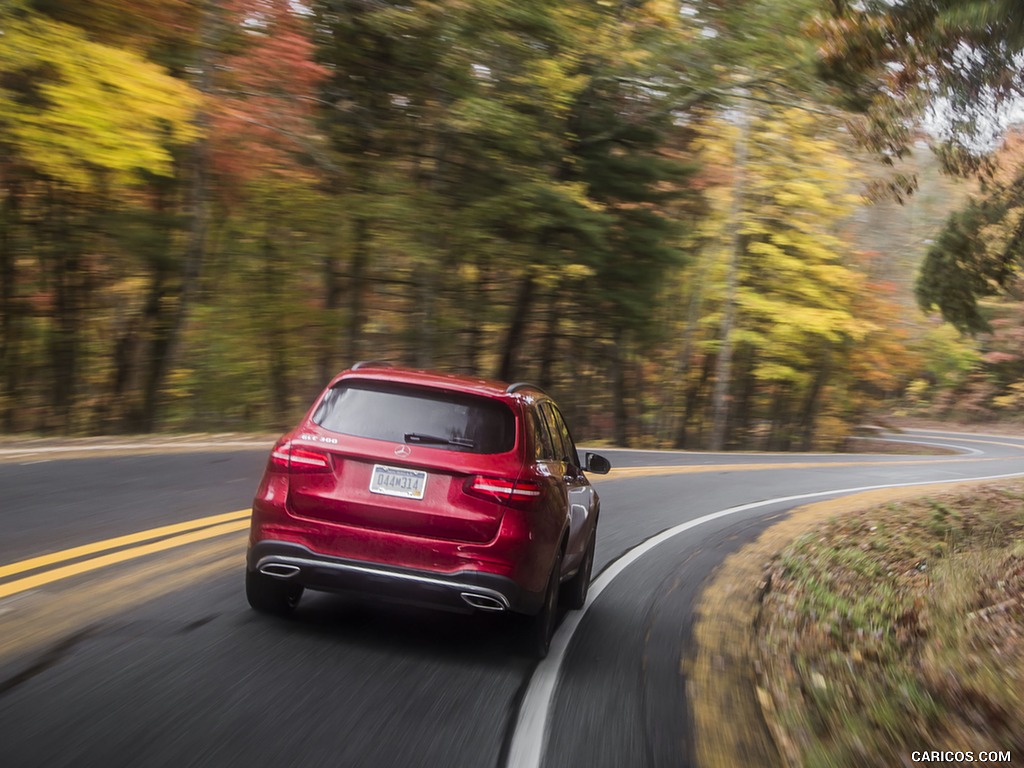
[907, 428, 1024, 441]
[846, 436, 984, 456]
[504, 468, 1024, 768]
[583, 446, 850, 458]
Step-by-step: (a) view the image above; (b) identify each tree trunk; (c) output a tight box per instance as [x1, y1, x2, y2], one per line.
[497, 271, 535, 381]
[710, 99, 748, 451]
[538, 289, 560, 391]
[731, 345, 757, 449]
[347, 212, 369, 363]
[414, 259, 437, 369]
[798, 352, 831, 451]
[318, 243, 343, 385]
[47, 194, 82, 434]
[264, 222, 289, 425]
[413, 125, 452, 370]
[109, 269, 170, 433]
[136, 0, 216, 432]
[104, 323, 135, 432]
[463, 257, 486, 375]
[610, 329, 629, 447]
[664, 248, 712, 444]
[136, 295, 175, 433]
[100, 180, 176, 433]
[676, 351, 714, 449]
[0, 174, 18, 432]
[767, 386, 794, 451]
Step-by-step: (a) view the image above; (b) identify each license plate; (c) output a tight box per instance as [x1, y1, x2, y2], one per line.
[369, 464, 427, 500]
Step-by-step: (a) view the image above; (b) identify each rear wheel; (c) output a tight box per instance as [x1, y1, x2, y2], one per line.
[529, 554, 562, 659]
[245, 569, 303, 616]
[562, 527, 595, 610]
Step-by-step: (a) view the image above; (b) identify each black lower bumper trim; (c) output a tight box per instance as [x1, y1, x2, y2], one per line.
[247, 541, 543, 615]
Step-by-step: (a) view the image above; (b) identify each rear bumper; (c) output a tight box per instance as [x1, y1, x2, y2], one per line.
[247, 540, 544, 615]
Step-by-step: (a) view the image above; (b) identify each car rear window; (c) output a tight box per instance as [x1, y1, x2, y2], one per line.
[312, 382, 516, 454]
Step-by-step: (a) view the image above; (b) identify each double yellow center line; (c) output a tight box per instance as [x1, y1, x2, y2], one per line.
[4, 447, 1021, 602]
[0, 510, 251, 601]
[594, 454, 1016, 481]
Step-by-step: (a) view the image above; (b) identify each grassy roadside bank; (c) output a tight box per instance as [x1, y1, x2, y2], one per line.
[692, 480, 1024, 768]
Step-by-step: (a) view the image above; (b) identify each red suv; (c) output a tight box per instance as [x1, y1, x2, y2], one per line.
[246, 363, 610, 656]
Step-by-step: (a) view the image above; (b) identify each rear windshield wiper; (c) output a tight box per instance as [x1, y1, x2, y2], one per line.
[404, 432, 475, 448]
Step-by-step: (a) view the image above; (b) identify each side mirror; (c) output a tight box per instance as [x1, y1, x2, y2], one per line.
[584, 452, 611, 475]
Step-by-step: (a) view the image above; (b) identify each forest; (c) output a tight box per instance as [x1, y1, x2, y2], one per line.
[2, 0, 1023, 449]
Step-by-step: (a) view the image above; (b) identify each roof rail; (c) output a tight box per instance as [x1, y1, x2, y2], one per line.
[352, 360, 392, 370]
[506, 381, 546, 395]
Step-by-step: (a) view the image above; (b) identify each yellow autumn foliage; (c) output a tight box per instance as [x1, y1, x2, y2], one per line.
[0, 11, 199, 190]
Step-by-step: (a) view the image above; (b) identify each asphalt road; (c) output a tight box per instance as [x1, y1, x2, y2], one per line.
[1, 429, 1022, 768]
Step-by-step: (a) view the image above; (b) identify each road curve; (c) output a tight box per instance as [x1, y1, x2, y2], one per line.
[0, 429, 1022, 768]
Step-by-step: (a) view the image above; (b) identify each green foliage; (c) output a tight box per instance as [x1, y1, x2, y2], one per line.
[921, 324, 982, 387]
[816, 0, 1024, 153]
[0, 0, 1004, 442]
[916, 199, 1019, 333]
[915, 131, 1024, 335]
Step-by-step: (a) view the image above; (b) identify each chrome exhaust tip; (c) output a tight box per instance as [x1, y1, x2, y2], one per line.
[260, 563, 301, 579]
[460, 593, 506, 612]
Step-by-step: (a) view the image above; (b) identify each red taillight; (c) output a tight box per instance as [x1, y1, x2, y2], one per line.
[269, 440, 333, 473]
[466, 476, 543, 506]
[270, 440, 291, 469]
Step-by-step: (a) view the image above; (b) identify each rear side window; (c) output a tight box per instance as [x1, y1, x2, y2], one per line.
[540, 402, 578, 467]
[312, 382, 516, 454]
[528, 407, 557, 461]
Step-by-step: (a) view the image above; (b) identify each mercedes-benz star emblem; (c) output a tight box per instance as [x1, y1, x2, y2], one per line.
[394, 445, 411, 458]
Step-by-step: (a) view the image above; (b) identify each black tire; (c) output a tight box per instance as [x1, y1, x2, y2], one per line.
[245, 569, 303, 616]
[562, 527, 595, 610]
[529, 554, 562, 659]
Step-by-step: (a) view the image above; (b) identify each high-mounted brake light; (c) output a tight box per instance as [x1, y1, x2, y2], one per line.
[466, 476, 543, 505]
[269, 440, 332, 473]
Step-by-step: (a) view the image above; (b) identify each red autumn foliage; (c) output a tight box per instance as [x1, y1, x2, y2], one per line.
[209, 0, 328, 192]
